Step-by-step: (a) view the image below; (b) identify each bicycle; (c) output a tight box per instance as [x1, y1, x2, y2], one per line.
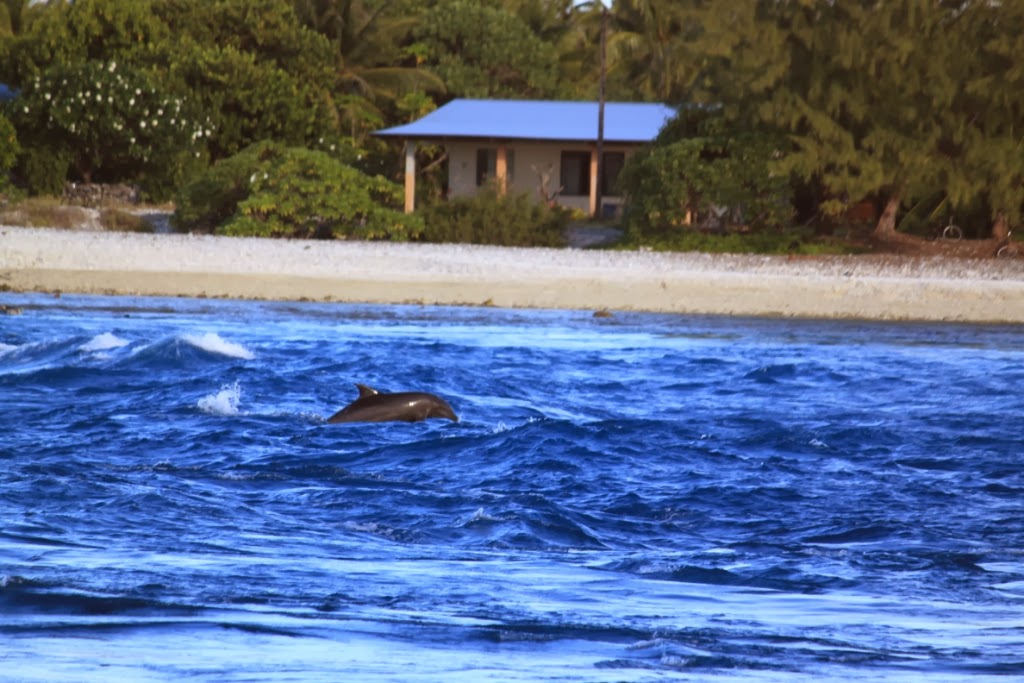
[996, 229, 1019, 258]
[939, 218, 963, 241]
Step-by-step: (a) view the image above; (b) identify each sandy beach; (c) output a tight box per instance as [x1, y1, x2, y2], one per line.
[2, 225, 1024, 322]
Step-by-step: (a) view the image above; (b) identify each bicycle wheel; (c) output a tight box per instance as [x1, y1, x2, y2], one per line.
[997, 244, 1018, 258]
[942, 224, 963, 240]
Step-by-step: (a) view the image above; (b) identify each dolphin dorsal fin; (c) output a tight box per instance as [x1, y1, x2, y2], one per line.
[355, 383, 380, 398]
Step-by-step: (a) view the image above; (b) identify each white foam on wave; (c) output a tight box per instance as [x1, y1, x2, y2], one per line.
[0, 342, 18, 356]
[181, 332, 255, 360]
[467, 507, 498, 522]
[198, 381, 243, 416]
[343, 521, 402, 540]
[490, 416, 543, 434]
[79, 332, 130, 353]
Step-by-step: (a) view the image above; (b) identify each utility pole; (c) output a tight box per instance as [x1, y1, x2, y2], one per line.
[595, 4, 608, 219]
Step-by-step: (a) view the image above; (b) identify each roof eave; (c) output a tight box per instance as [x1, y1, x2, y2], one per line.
[372, 132, 653, 145]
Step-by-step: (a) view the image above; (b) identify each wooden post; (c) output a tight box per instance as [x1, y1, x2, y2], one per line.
[403, 141, 416, 213]
[496, 143, 508, 196]
[588, 150, 598, 217]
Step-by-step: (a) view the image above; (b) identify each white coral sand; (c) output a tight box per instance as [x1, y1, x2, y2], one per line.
[2, 225, 1023, 322]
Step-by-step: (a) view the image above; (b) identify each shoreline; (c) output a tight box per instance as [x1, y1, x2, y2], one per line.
[3, 226, 1024, 323]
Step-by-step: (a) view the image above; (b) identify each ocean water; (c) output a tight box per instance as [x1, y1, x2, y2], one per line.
[1, 292, 1022, 682]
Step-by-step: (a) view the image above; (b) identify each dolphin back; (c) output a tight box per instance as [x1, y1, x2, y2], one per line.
[328, 384, 458, 424]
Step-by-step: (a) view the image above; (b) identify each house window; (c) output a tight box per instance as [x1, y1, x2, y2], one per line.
[601, 152, 625, 196]
[560, 151, 590, 196]
[475, 148, 514, 187]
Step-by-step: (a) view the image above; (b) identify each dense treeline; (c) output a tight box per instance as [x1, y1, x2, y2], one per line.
[0, 0, 1022, 244]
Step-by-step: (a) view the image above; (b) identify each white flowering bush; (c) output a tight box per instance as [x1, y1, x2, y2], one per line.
[13, 60, 211, 196]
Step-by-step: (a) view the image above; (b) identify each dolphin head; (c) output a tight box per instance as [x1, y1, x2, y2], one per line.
[428, 398, 459, 422]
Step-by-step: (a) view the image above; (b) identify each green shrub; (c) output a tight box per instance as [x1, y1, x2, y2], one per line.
[173, 142, 271, 232]
[16, 144, 71, 196]
[147, 0, 340, 163]
[0, 113, 19, 198]
[166, 43, 335, 162]
[419, 189, 570, 247]
[619, 112, 793, 241]
[174, 141, 420, 240]
[0, 112, 19, 179]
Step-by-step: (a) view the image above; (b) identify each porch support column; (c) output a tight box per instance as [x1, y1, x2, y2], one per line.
[588, 148, 599, 217]
[496, 143, 508, 196]
[403, 141, 416, 213]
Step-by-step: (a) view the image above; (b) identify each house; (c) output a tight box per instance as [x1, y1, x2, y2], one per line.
[374, 98, 676, 217]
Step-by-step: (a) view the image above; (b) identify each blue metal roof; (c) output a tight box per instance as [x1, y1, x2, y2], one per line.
[375, 99, 676, 144]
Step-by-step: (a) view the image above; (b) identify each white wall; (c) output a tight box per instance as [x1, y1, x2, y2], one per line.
[446, 140, 636, 214]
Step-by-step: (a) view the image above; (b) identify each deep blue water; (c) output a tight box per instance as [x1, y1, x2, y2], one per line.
[1, 292, 1023, 682]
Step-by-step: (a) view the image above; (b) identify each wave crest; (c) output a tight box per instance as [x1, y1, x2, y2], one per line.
[79, 332, 130, 353]
[181, 333, 254, 360]
[198, 381, 243, 416]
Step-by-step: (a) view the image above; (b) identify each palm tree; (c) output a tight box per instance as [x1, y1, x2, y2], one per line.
[505, 0, 607, 100]
[292, 0, 444, 142]
[0, 0, 34, 37]
[606, 0, 703, 103]
[502, 0, 575, 43]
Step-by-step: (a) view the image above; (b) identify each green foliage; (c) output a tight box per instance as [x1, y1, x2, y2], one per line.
[0, 110, 19, 185]
[619, 111, 792, 239]
[173, 142, 268, 233]
[2, 0, 342, 170]
[154, 0, 334, 80]
[153, 0, 339, 161]
[175, 142, 420, 240]
[688, 0, 1024, 230]
[0, 1, 19, 38]
[419, 188, 569, 247]
[417, 1, 559, 98]
[228, 149, 419, 239]
[165, 43, 335, 161]
[608, 0, 705, 103]
[0, 0, 170, 86]
[292, 0, 445, 144]
[10, 60, 209, 197]
[15, 144, 70, 196]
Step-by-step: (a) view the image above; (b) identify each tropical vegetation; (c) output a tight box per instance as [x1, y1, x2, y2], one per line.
[420, 187, 570, 247]
[0, 0, 1021, 251]
[174, 141, 420, 240]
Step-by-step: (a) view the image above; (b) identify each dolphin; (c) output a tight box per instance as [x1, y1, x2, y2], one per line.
[327, 384, 459, 424]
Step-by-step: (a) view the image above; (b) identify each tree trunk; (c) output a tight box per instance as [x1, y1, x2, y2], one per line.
[992, 211, 1010, 241]
[73, 157, 92, 185]
[872, 194, 900, 237]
